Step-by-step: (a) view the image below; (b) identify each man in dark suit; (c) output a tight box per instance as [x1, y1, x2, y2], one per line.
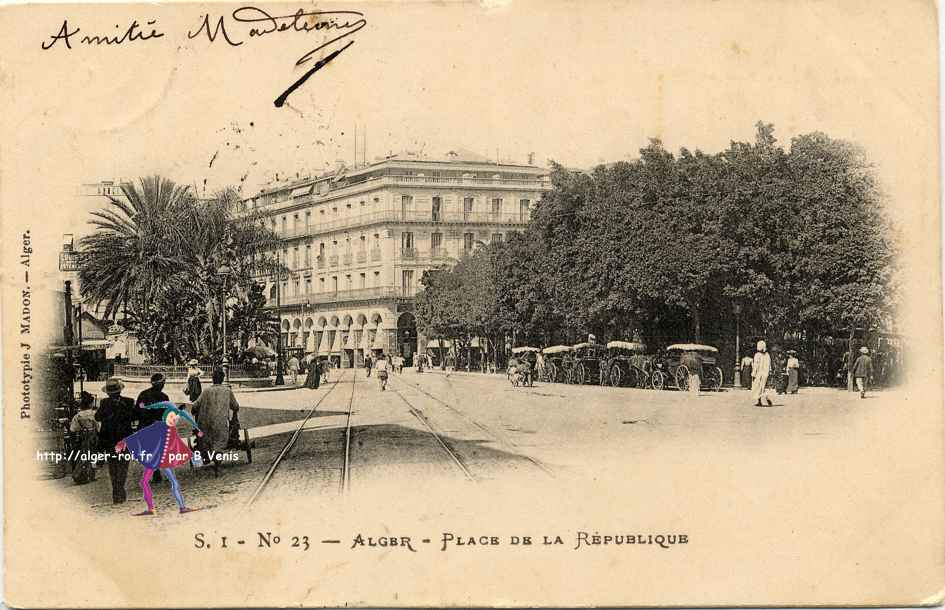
[136, 372, 170, 482]
[95, 377, 138, 504]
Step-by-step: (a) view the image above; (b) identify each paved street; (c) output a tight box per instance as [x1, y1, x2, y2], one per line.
[52, 368, 912, 521]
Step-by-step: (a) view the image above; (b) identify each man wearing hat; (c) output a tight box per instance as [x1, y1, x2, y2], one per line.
[136, 372, 171, 482]
[95, 377, 138, 504]
[851, 346, 874, 399]
[184, 359, 203, 403]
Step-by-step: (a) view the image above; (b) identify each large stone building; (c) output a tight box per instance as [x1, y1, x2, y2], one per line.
[245, 150, 550, 366]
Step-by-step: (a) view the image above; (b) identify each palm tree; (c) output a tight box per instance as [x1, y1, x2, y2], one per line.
[78, 176, 193, 319]
[79, 177, 285, 363]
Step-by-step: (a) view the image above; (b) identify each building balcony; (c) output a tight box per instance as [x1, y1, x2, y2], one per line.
[401, 247, 418, 259]
[272, 286, 403, 307]
[251, 173, 548, 216]
[356, 250, 367, 263]
[274, 209, 533, 241]
[430, 246, 448, 259]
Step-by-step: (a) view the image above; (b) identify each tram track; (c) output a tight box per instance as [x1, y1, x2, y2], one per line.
[389, 386, 476, 482]
[246, 370, 356, 506]
[390, 374, 556, 480]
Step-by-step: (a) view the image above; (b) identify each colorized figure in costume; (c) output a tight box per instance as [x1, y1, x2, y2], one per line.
[114, 401, 203, 516]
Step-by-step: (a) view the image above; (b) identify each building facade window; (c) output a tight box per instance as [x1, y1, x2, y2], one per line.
[401, 194, 413, 218]
[463, 232, 474, 252]
[305, 244, 311, 267]
[305, 211, 311, 231]
[293, 247, 299, 269]
[374, 271, 380, 287]
[402, 232, 414, 250]
[360, 273, 366, 289]
[319, 277, 325, 292]
[281, 216, 287, 234]
[463, 196, 474, 220]
[491, 197, 503, 217]
[519, 199, 530, 222]
[332, 276, 338, 293]
[432, 196, 441, 222]
[402, 270, 414, 296]
[345, 274, 352, 290]
[431, 232, 443, 254]
[492, 233, 503, 243]
[305, 279, 312, 294]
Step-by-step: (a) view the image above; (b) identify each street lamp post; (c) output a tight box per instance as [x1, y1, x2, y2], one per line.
[217, 265, 232, 383]
[733, 302, 742, 389]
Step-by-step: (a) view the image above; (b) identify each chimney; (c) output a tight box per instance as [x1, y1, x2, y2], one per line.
[527, 152, 535, 165]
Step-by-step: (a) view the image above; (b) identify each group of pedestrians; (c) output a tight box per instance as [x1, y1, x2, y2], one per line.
[85, 363, 239, 515]
[746, 341, 874, 406]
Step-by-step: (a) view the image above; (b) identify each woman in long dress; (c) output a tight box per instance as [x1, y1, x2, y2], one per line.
[786, 350, 800, 394]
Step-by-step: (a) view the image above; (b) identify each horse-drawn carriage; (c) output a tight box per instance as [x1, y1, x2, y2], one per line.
[509, 346, 540, 386]
[569, 342, 609, 385]
[651, 343, 724, 391]
[602, 341, 650, 387]
[540, 345, 573, 383]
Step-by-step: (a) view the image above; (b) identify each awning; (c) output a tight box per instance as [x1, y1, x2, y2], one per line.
[344, 331, 357, 350]
[317, 332, 331, 356]
[360, 329, 371, 351]
[330, 331, 343, 354]
[290, 184, 314, 198]
[427, 339, 452, 348]
[51, 339, 112, 351]
[371, 329, 386, 351]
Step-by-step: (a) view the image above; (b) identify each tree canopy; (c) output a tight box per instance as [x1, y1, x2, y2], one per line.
[416, 123, 898, 354]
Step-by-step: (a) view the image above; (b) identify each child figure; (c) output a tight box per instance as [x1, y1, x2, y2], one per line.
[115, 401, 203, 516]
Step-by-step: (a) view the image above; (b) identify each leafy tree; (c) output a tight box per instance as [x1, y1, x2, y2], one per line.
[78, 178, 284, 364]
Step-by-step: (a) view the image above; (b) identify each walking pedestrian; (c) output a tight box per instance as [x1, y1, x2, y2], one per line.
[136, 372, 170, 483]
[680, 349, 703, 397]
[364, 353, 373, 377]
[184, 359, 203, 403]
[116, 401, 203, 515]
[95, 377, 137, 503]
[375, 352, 390, 391]
[304, 357, 321, 389]
[786, 350, 800, 394]
[191, 368, 239, 474]
[69, 392, 99, 485]
[852, 346, 873, 399]
[751, 341, 774, 407]
[740, 354, 753, 389]
[287, 354, 300, 384]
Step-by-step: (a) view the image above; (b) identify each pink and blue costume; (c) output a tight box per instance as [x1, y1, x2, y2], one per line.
[118, 401, 201, 514]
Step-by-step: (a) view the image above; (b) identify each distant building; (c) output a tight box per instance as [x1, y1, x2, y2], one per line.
[244, 149, 551, 366]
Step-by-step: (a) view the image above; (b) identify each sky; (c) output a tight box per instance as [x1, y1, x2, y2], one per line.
[1, 0, 939, 285]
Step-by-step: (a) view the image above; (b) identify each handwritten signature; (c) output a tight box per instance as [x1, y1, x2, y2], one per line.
[188, 7, 367, 107]
[39, 6, 367, 108]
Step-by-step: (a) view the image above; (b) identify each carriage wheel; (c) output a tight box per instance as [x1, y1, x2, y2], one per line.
[675, 365, 690, 391]
[563, 367, 572, 384]
[575, 363, 587, 385]
[599, 365, 608, 386]
[610, 364, 622, 387]
[651, 370, 666, 390]
[707, 366, 724, 391]
[548, 363, 558, 383]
